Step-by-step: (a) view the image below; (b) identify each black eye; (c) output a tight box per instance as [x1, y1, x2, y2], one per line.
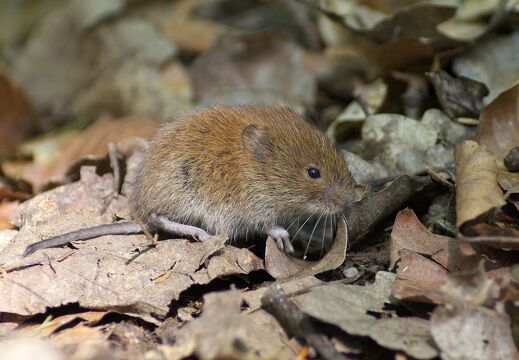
[307, 167, 321, 179]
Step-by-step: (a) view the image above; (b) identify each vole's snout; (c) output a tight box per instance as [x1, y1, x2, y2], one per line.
[322, 184, 349, 213]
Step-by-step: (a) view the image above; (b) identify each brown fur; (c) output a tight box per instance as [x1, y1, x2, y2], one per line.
[130, 105, 356, 240]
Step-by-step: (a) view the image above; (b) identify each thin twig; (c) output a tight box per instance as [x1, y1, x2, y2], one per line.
[262, 286, 353, 360]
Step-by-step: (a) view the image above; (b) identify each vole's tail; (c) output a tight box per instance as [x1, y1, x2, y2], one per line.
[24, 221, 142, 256]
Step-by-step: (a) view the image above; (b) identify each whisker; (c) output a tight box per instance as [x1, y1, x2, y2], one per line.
[320, 213, 328, 259]
[286, 215, 301, 232]
[340, 210, 350, 229]
[304, 212, 324, 260]
[340, 212, 348, 235]
[291, 211, 318, 244]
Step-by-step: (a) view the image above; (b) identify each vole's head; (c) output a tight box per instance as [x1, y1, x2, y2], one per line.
[241, 107, 361, 218]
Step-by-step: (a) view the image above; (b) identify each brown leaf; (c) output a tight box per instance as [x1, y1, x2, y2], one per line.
[0, 71, 34, 157]
[390, 209, 451, 269]
[0, 167, 259, 323]
[454, 140, 519, 249]
[3, 116, 157, 193]
[476, 84, 519, 161]
[431, 304, 519, 360]
[427, 69, 488, 118]
[0, 201, 19, 230]
[161, 289, 298, 360]
[392, 249, 448, 304]
[264, 218, 347, 280]
[190, 31, 316, 110]
[365, 3, 456, 43]
[455, 140, 505, 226]
[17, 311, 108, 338]
[297, 272, 438, 359]
[151, 0, 222, 54]
[439, 265, 502, 307]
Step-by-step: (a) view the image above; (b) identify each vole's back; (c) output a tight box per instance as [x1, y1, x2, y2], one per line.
[132, 106, 285, 237]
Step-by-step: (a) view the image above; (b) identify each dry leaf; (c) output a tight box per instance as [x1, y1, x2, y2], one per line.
[264, 218, 347, 280]
[190, 30, 316, 111]
[149, 0, 223, 54]
[427, 69, 488, 118]
[455, 140, 505, 226]
[476, 84, 519, 161]
[452, 32, 519, 104]
[297, 271, 439, 359]
[161, 289, 298, 360]
[17, 311, 107, 338]
[392, 249, 448, 304]
[0, 71, 34, 157]
[0, 167, 261, 322]
[390, 209, 451, 269]
[3, 117, 157, 193]
[454, 140, 519, 249]
[0, 201, 19, 230]
[431, 304, 519, 360]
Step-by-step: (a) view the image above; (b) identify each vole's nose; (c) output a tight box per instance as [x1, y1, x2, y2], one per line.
[323, 185, 347, 211]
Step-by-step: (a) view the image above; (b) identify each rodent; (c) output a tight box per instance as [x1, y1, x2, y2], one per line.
[24, 105, 358, 256]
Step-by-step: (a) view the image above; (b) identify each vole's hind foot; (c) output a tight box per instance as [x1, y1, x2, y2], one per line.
[149, 213, 211, 242]
[268, 226, 294, 254]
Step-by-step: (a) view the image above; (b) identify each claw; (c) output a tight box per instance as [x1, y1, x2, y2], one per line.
[268, 226, 294, 254]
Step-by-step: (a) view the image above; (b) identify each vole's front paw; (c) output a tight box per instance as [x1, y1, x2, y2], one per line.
[268, 226, 294, 254]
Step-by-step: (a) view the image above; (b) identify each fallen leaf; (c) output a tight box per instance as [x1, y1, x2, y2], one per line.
[365, 3, 456, 44]
[452, 31, 519, 104]
[264, 218, 347, 280]
[439, 265, 502, 307]
[427, 69, 488, 118]
[0, 336, 64, 360]
[190, 30, 316, 111]
[476, 84, 519, 161]
[241, 275, 323, 310]
[297, 272, 439, 359]
[160, 289, 298, 360]
[455, 140, 505, 225]
[0, 167, 261, 322]
[0, 71, 34, 157]
[390, 209, 451, 269]
[17, 311, 107, 338]
[3, 117, 157, 193]
[340, 150, 389, 185]
[431, 304, 519, 360]
[149, 0, 223, 54]
[0, 201, 19, 230]
[12, 4, 188, 126]
[392, 249, 448, 304]
[454, 140, 519, 249]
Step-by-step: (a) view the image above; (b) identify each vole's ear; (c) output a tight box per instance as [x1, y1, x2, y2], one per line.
[241, 124, 273, 162]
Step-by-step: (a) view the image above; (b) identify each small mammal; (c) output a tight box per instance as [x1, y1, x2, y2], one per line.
[25, 106, 358, 256]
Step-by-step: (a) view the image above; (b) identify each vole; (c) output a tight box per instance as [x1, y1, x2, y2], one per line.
[24, 105, 358, 256]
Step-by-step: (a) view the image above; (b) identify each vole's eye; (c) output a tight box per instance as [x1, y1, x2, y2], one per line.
[307, 167, 321, 179]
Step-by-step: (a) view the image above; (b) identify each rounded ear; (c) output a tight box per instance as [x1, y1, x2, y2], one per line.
[241, 124, 273, 162]
[353, 184, 368, 203]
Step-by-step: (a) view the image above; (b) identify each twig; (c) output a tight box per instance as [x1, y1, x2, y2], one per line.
[262, 286, 352, 360]
[425, 167, 455, 190]
[130, 208, 157, 247]
[347, 175, 433, 246]
[108, 142, 122, 196]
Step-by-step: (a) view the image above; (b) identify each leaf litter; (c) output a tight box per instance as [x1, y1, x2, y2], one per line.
[1, 0, 519, 359]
